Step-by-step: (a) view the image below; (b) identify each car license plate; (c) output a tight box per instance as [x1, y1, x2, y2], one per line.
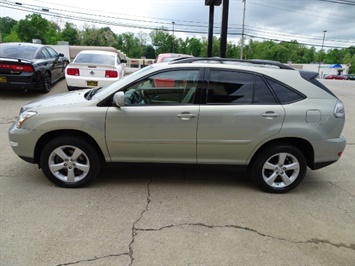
[87, 80, 98, 86]
[0, 76, 7, 83]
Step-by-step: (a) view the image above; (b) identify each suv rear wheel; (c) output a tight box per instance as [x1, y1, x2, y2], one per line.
[251, 143, 307, 193]
[40, 137, 101, 188]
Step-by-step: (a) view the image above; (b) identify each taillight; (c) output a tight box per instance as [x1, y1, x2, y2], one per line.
[0, 63, 33, 72]
[66, 68, 80, 76]
[334, 100, 345, 118]
[105, 70, 118, 78]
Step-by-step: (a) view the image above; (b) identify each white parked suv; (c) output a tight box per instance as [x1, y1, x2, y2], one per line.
[65, 50, 126, 91]
[8, 57, 346, 193]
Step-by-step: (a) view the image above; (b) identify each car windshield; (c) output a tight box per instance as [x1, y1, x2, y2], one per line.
[74, 53, 115, 65]
[0, 45, 37, 60]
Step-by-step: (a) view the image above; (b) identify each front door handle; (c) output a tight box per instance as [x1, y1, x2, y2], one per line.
[177, 112, 197, 120]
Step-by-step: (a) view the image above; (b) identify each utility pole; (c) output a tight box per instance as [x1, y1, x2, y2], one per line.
[318, 30, 327, 77]
[220, 0, 229, 58]
[172, 22, 175, 53]
[205, 0, 222, 57]
[240, 0, 246, 59]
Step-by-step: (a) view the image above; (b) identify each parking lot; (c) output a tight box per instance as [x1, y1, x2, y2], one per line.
[0, 79, 354, 265]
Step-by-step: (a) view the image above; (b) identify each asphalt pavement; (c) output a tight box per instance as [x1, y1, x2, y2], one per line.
[0, 79, 354, 266]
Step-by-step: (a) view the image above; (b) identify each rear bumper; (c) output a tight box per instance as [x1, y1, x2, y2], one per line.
[311, 135, 347, 170]
[65, 76, 119, 89]
[0, 73, 42, 91]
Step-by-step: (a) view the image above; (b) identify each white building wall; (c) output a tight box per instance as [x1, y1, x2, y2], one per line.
[288, 63, 347, 79]
[49, 45, 71, 61]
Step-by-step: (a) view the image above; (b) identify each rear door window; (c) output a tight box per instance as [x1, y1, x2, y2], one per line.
[206, 70, 277, 104]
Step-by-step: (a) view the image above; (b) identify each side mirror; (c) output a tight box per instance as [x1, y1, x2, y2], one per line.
[58, 53, 64, 57]
[113, 91, 125, 107]
[121, 59, 127, 63]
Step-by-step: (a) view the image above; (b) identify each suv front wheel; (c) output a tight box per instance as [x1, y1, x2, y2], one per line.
[40, 137, 101, 188]
[251, 143, 307, 193]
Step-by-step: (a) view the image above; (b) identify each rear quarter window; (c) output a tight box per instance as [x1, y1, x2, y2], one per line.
[266, 78, 305, 104]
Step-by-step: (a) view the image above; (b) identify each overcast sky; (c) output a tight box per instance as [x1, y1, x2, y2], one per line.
[0, 0, 354, 50]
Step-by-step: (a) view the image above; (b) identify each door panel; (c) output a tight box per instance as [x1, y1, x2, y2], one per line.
[106, 106, 199, 163]
[105, 68, 202, 163]
[197, 105, 285, 164]
[197, 69, 285, 165]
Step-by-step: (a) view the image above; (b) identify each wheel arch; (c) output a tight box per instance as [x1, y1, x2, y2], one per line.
[249, 137, 314, 169]
[34, 130, 105, 168]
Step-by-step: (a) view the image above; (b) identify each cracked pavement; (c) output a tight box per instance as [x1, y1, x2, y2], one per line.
[1, 80, 354, 265]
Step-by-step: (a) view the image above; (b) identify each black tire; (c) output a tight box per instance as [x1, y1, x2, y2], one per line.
[41, 72, 52, 93]
[251, 143, 307, 193]
[40, 137, 101, 188]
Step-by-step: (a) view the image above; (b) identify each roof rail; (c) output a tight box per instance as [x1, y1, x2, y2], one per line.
[170, 57, 294, 70]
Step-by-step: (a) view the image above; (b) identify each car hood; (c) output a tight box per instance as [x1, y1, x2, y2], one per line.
[21, 89, 91, 112]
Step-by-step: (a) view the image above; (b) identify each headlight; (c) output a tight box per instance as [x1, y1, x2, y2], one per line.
[16, 111, 37, 128]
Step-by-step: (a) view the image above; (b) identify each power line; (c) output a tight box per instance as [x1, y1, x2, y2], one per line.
[0, 0, 353, 49]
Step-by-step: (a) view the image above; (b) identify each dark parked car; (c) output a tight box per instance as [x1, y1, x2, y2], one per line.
[0, 42, 69, 93]
[344, 74, 355, 80]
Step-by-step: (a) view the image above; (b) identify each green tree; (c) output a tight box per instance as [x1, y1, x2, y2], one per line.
[226, 41, 239, 58]
[142, 45, 155, 59]
[243, 39, 254, 59]
[116, 32, 142, 58]
[17, 14, 51, 43]
[150, 28, 173, 55]
[60, 22, 80, 45]
[0, 17, 17, 41]
[81, 26, 116, 47]
[2, 25, 21, 42]
[176, 37, 188, 54]
[45, 21, 61, 44]
[187, 37, 202, 57]
[200, 36, 220, 57]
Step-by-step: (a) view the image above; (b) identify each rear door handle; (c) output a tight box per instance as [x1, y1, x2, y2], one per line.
[261, 111, 280, 118]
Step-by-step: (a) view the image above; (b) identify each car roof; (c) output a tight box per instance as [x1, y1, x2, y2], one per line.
[0, 42, 45, 48]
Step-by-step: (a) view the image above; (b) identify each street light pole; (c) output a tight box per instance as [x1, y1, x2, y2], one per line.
[318, 30, 327, 77]
[172, 21, 175, 53]
[240, 0, 246, 59]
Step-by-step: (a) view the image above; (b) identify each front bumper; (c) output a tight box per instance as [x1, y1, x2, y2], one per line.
[8, 123, 40, 164]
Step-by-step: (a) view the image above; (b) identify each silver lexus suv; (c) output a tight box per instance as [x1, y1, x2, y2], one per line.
[8, 58, 346, 193]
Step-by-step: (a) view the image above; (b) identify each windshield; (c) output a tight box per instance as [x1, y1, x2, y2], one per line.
[93, 66, 154, 98]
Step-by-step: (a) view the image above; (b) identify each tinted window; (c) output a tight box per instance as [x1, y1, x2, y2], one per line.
[123, 69, 200, 105]
[207, 70, 253, 104]
[207, 70, 276, 104]
[0, 45, 37, 60]
[74, 53, 115, 65]
[38, 48, 51, 59]
[254, 76, 277, 104]
[46, 47, 58, 58]
[266, 78, 304, 104]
